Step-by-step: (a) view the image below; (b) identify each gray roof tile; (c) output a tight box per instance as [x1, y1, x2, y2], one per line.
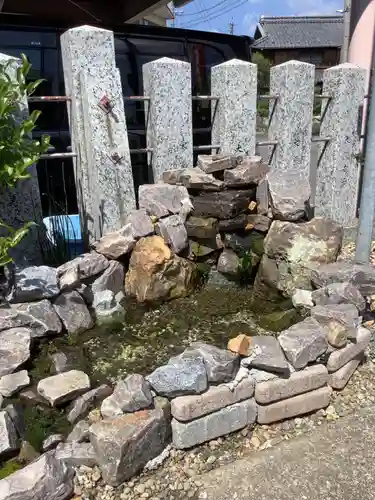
[253, 15, 343, 50]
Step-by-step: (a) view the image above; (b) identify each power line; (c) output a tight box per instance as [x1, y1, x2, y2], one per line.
[196, 0, 215, 31]
[182, 0, 249, 28]
[175, 0, 232, 17]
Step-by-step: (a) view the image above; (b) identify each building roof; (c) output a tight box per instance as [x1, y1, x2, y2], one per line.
[252, 15, 343, 50]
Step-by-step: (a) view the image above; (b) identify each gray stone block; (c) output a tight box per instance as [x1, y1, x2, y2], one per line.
[9, 266, 59, 303]
[125, 209, 154, 239]
[0, 371, 30, 397]
[312, 281, 366, 312]
[92, 225, 136, 260]
[58, 252, 109, 282]
[0, 410, 19, 457]
[326, 327, 371, 372]
[171, 378, 254, 422]
[257, 386, 332, 424]
[55, 441, 97, 468]
[0, 328, 31, 377]
[197, 154, 238, 173]
[66, 384, 112, 424]
[90, 261, 125, 296]
[217, 249, 240, 278]
[255, 365, 328, 404]
[139, 184, 193, 219]
[311, 262, 375, 297]
[191, 189, 255, 220]
[37, 370, 91, 407]
[53, 290, 94, 334]
[185, 216, 218, 239]
[242, 336, 290, 375]
[328, 355, 362, 390]
[12, 300, 62, 338]
[172, 398, 257, 449]
[155, 215, 188, 254]
[311, 303, 359, 340]
[224, 157, 269, 187]
[278, 317, 328, 370]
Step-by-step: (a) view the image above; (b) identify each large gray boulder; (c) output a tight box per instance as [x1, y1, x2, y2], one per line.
[224, 156, 269, 187]
[242, 336, 290, 375]
[311, 262, 375, 296]
[155, 215, 188, 254]
[162, 167, 224, 191]
[101, 375, 152, 418]
[0, 451, 74, 500]
[147, 356, 207, 398]
[180, 343, 239, 383]
[278, 317, 328, 370]
[191, 189, 255, 220]
[66, 384, 112, 424]
[90, 408, 170, 485]
[267, 169, 311, 221]
[138, 184, 193, 220]
[311, 281, 366, 312]
[0, 328, 31, 377]
[90, 261, 125, 296]
[9, 266, 59, 303]
[12, 300, 62, 337]
[53, 290, 94, 334]
[58, 252, 109, 283]
[0, 410, 19, 457]
[37, 370, 91, 407]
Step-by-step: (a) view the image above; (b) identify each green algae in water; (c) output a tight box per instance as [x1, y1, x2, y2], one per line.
[0, 460, 22, 480]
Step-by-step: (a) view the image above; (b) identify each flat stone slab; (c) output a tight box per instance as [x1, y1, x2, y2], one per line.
[55, 441, 97, 468]
[197, 154, 238, 173]
[242, 336, 290, 376]
[312, 281, 366, 312]
[163, 167, 224, 191]
[58, 252, 109, 282]
[311, 262, 375, 296]
[278, 317, 328, 370]
[147, 356, 207, 398]
[0, 371, 30, 397]
[327, 326, 371, 372]
[0, 451, 74, 500]
[138, 184, 192, 219]
[125, 209, 154, 239]
[255, 365, 328, 404]
[0, 327, 31, 377]
[9, 266, 59, 303]
[185, 216, 218, 239]
[92, 226, 135, 259]
[12, 300, 62, 337]
[66, 384, 112, 424]
[37, 370, 91, 406]
[42, 434, 65, 452]
[101, 374, 153, 418]
[53, 290, 94, 334]
[171, 378, 254, 422]
[0, 410, 19, 457]
[257, 386, 332, 424]
[191, 189, 255, 220]
[329, 355, 362, 390]
[90, 408, 169, 486]
[181, 343, 239, 383]
[223, 157, 269, 187]
[172, 398, 257, 449]
[218, 214, 248, 232]
[311, 303, 359, 340]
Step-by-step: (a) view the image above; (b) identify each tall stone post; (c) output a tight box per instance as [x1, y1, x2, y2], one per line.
[61, 25, 136, 243]
[315, 63, 366, 226]
[143, 57, 193, 181]
[0, 54, 43, 267]
[269, 60, 315, 179]
[211, 59, 257, 156]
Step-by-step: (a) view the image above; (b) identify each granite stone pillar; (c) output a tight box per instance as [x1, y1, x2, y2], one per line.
[269, 60, 315, 179]
[315, 64, 365, 226]
[61, 25, 136, 243]
[143, 57, 193, 181]
[211, 60, 257, 156]
[0, 54, 43, 266]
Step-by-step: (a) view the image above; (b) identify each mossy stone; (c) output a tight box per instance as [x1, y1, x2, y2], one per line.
[258, 308, 299, 332]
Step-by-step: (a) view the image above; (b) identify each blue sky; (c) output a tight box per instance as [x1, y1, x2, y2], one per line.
[173, 0, 345, 36]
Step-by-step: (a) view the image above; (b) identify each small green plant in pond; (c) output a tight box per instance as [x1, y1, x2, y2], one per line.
[194, 262, 211, 286]
[0, 460, 23, 479]
[0, 221, 34, 267]
[238, 250, 253, 285]
[23, 405, 71, 451]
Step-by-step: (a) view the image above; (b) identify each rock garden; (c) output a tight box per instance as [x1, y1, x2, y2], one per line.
[1, 154, 375, 500]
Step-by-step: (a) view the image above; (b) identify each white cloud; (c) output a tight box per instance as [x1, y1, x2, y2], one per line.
[287, 0, 344, 16]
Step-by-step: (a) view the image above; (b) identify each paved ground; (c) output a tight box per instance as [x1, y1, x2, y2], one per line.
[198, 405, 375, 500]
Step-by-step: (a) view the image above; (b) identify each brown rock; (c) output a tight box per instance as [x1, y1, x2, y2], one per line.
[185, 217, 218, 239]
[93, 225, 135, 259]
[326, 321, 349, 348]
[125, 236, 195, 303]
[227, 334, 251, 356]
[224, 157, 269, 187]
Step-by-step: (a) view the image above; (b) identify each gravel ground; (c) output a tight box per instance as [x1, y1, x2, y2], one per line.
[73, 343, 375, 500]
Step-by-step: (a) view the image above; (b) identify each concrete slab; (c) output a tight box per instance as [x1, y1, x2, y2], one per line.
[198, 405, 375, 500]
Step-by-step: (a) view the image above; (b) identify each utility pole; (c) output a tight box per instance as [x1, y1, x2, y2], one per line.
[341, 0, 352, 62]
[229, 21, 235, 35]
[355, 6, 375, 264]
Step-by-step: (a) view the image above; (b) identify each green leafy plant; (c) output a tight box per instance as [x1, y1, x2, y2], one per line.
[238, 250, 253, 285]
[0, 53, 50, 266]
